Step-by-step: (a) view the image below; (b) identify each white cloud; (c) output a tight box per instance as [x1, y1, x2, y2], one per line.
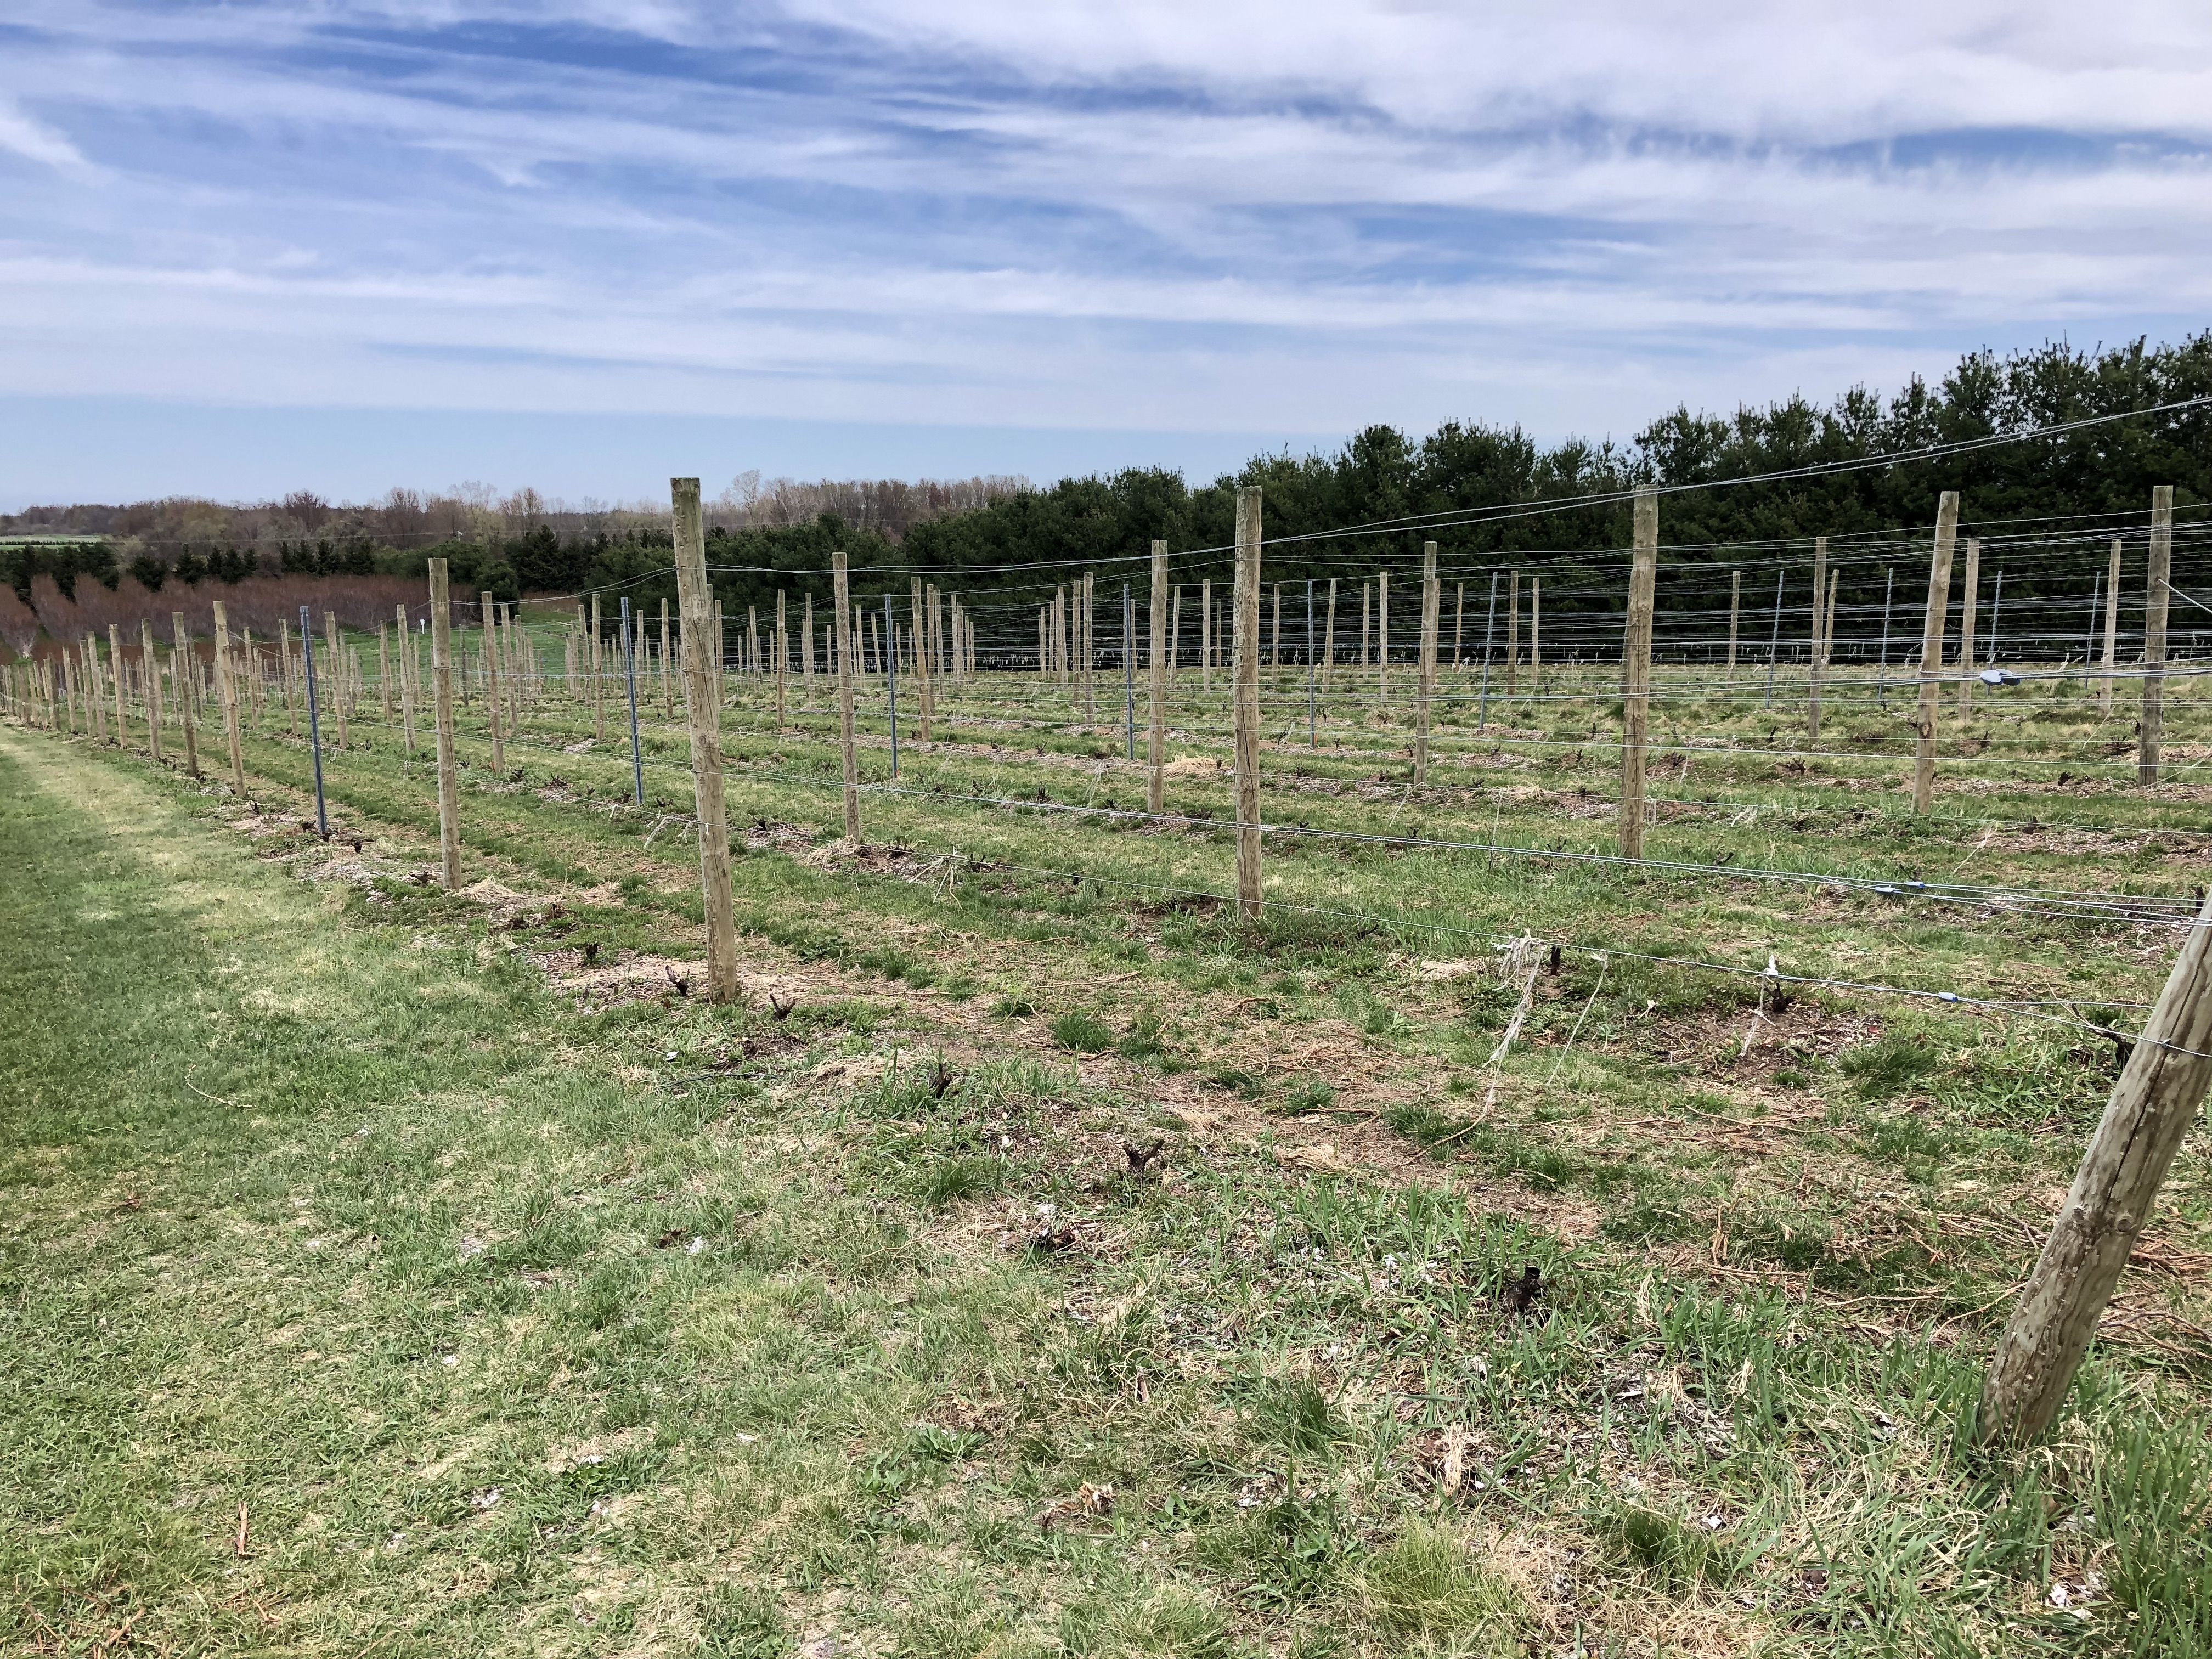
[0, 0, 2205, 453]
[0, 97, 92, 172]
[783, 0, 2212, 140]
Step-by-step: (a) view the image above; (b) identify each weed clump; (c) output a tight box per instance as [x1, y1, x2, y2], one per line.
[1586, 1494, 1740, 1593]
[1251, 1375, 1345, 1454]
[1355, 1522, 1528, 1654]
[1839, 1031, 1943, 1100]
[918, 1153, 1001, 1207]
[697, 1582, 786, 1657]
[1050, 1010, 1115, 1052]
[1197, 1490, 1356, 1607]
[1059, 1584, 1232, 1657]
[1209, 1065, 1264, 1098]
[1117, 1012, 1168, 1060]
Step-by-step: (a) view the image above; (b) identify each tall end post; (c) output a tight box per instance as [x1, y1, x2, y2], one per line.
[426, 560, 462, 888]
[1912, 491, 1961, 812]
[1232, 488, 1264, 922]
[670, 479, 740, 1003]
[1618, 490, 1658, 859]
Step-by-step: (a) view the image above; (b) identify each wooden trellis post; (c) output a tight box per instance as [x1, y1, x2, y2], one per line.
[2140, 486, 2174, 784]
[1505, 571, 1520, 697]
[1531, 578, 1542, 686]
[1727, 569, 1741, 680]
[1082, 571, 1096, 720]
[1956, 537, 1980, 718]
[278, 617, 297, 736]
[427, 560, 462, 889]
[2100, 540, 2121, 718]
[1232, 488, 1263, 921]
[774, 590, 788, 729]
[321, 610, 346, 751]
[1148, 540, 1169, 815]
[911, 577, 932, 747]
[1323, 579, 1338, 691]
[591, 594, 607, 742]
[1912, 492, 1961, 812]
[1808, 537, 1827, 743]
[1619, 490, 1657, 859]
[213, 601, 245, 792]
[1415, 541, 1439, 783]
[171, 612, 201, 778]
[1980, 883, 2212, 1442]
[670, 479, 740, 1003]
[395, 605, 416, 754]
[1378, 571, 1391, 707]
[800, 594, 815, 707]
[139, 620, 164, 764]
[833, 547, 861, 840]
[109, 624, 128, 748]
[1201, 579, 1213, 692]
[480, 591, 503, 772]
[84, 634, 107, 745]
[660, 597, 673, 716]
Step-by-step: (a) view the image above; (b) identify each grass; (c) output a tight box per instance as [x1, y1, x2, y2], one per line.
[1355, 1522, 1527, 1653]
[8, 640, 2212, 1653]
[1049, 1009, 1118, 1052]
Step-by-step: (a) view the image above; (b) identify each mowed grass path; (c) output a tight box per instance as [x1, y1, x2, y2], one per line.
[0, 731, 1098, 1655]
[7, 724, 2212, 1657]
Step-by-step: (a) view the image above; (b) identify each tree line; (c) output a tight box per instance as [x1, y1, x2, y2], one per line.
[9, 333, 2207, 657]
[649, 332, 2212, 656]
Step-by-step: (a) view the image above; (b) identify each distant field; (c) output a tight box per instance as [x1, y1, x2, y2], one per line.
[6, 630, 2212, 1654]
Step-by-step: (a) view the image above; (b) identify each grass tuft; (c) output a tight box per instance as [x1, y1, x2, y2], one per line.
[1355, 1522, 1528, 1653]
[1049, 1009, 1116, 1051]
[1838, 1031, 1944, 1100]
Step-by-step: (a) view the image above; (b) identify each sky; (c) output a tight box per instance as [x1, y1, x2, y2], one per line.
[0, 1, 2208, 511]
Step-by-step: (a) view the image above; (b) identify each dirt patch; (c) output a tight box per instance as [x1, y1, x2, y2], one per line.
[551, 949, 705, 1000]
[1415, 958, 1486, 981]
[1639, 997, 1883, 1084]
[1160, 755, 1224, 777]
[742, 819, 815, 853]
[797, 838, 960, 883]
[544, 1426, 647, 1475]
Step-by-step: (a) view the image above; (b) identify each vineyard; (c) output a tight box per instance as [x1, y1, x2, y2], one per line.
[7, 476, 2212, 1654]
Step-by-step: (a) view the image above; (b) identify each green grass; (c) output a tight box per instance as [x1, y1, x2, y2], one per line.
[1355, 1522, 1527, 1653]
[10, 640, 2212, 1654]
[1048, 1009, 1117, 1052]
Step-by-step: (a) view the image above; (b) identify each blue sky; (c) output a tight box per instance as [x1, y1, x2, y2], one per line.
[1, 1, 2207, 510]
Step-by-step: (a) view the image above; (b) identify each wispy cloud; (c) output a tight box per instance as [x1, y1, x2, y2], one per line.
[0, 95, 92, 172]
[0, 1, 2206, 461]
